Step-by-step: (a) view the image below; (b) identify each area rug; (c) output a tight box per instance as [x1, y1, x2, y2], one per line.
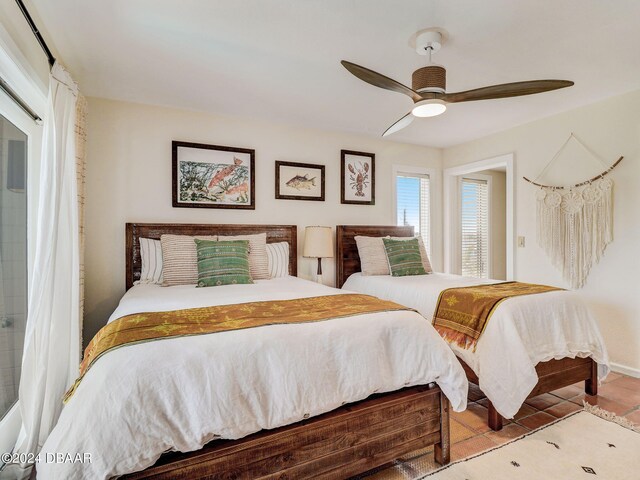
[355, 404, 640, 480]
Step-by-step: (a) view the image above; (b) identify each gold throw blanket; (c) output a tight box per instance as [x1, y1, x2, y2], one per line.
[432, 282, 562, 352]
[64, 294, 413, 403]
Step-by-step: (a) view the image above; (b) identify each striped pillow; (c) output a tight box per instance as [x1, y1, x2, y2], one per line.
[160, 234, 217, 286]
[266, 242, 290, 278]
[195, 239, 253, 287]
[390, 236, 433, 273]
[382, 238, 427, 277]
[138, 238, 163, 284]
[218, 233, 269, 280]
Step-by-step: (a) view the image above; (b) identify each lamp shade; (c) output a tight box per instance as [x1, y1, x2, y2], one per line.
[303, 226, 334, 258]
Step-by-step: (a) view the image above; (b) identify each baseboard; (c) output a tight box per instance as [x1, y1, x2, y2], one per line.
[610, 362, 640, 378]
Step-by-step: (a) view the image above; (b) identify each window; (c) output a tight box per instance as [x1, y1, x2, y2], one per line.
[395, 170, 430, 254]
[0, 112, 28, 423]
[460, 176, 489, 278]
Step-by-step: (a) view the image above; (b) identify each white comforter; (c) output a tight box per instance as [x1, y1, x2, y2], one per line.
[343, 273, 609, 419]
[39, 276, 467, 480]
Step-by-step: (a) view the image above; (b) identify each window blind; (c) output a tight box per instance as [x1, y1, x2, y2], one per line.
[396, 173, 430, 254]
[461, 177, 489, 278]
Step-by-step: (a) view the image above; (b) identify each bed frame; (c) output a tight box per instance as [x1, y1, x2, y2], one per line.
[125, 223, 298, 290]
[336, 225, 598, 431]
[120, 223, 450, 479]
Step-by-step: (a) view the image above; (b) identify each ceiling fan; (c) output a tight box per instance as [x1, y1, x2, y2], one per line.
[341, 30, 574, 137]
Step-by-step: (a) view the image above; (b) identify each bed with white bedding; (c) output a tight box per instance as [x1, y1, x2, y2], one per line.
[336, 225, 609, 430]
[37, 224, 468, 480]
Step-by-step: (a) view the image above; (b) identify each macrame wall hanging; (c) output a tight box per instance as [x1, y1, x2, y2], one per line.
[523, 134, 623, 289]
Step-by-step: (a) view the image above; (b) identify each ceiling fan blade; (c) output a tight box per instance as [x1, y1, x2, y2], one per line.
[382, 112, 414, 137]
[341, 61, 423, 103]
[442, 80, 574, 103]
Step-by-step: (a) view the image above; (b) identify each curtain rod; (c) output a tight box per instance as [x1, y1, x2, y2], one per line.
[0, 75, 42, 122]
[14, 0, 56, 67]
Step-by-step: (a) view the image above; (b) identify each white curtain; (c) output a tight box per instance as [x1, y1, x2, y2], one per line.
[5, 62, 81, 478]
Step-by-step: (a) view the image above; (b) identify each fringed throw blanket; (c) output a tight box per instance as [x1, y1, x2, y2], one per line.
[64, 294, 412, 402]
[433, 282, 562, 351]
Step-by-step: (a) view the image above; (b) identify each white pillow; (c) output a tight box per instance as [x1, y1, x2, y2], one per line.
[354, 236, 391, 275]
[266, 242, 290, 278]
[138, 237, 163, 285]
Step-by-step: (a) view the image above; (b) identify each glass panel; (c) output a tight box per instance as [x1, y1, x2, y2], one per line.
[0, 113, 27, 420]
[396, 174, 430, 254]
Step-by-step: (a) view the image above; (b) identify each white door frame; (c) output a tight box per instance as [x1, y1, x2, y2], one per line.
[0, 28, 45, 459]
[443, 153, 515, 279]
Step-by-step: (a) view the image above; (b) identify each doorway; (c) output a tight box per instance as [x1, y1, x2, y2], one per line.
[443, 154, 514, 280]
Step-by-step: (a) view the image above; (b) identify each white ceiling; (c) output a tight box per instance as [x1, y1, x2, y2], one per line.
[29, 0, 640, 147]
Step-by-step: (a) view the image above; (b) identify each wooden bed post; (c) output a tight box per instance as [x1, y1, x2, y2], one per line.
[434, 392, 450, 465]
[585, 358, 598, 396]
[487, 401, 503, 431]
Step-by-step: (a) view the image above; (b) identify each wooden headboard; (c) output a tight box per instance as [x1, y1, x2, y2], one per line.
[126, 223, 298, 290]
[336, 225, 414, 288]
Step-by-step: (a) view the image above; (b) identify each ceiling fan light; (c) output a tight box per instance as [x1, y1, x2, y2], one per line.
[411, 99, 446, 117]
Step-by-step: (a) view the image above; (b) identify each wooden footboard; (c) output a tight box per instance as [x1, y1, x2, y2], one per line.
[123, 384, 449, 479]
[460, 357, 597, 431]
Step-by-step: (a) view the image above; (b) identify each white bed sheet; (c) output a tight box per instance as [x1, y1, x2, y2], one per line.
[39, 276, 467, 480]
[343, 273, 609, 419]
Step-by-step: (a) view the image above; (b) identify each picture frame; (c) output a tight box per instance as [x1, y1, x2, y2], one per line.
[172, 141, 255, 209]
[275, 161, 325, 201]
[340, 149, 375, 205]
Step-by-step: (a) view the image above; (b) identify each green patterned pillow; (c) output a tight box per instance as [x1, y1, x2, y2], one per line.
[194, 239, 253, 287]
[382, 238, 427, 277]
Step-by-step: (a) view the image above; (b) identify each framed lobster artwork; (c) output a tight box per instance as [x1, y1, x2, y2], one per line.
[340, 149, 375, 205]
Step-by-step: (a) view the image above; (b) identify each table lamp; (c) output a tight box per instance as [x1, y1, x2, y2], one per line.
[303, 226, 334, 282]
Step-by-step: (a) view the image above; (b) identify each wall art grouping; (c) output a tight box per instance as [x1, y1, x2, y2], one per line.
[172, 141, 375, 208]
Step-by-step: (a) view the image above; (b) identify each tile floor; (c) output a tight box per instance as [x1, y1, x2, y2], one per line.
[449, 372, 640, 461]
[359, 372, 640, 478]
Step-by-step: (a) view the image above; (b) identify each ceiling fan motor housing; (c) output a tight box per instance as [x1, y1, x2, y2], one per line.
[412, 65, 446, 93]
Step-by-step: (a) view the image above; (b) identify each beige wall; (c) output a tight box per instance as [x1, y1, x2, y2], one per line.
[84, 91, 640, 374]
[83, 97, 443, 341]
[444, 89, 640, 374]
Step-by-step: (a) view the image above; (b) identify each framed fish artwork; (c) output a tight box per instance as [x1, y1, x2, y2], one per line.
[340, 150, 375, 205]
[172, 141, 255, 209]
[275, 161, 325, 201]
